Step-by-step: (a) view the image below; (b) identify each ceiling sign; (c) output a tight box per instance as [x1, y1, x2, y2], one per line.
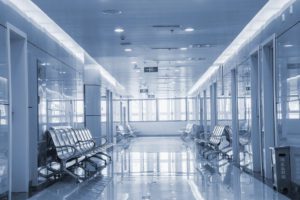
[140, 89, 149, 93]
[144, 67, 158, 73]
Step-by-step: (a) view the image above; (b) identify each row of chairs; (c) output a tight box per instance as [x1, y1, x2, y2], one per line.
[116, 124, 139, 142]
[180, 123, 204, 141]
[47, 127, 113, 182]
[195, 125, 232, 161]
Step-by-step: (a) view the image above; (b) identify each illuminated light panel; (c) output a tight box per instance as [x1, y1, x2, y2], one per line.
[114, 27, 124, 33]
[124, 48, 132, 52]
[189, 0, 295, 96]
[4, 0, 126, 94]
[184, 27, 194, 32]
[4, 0, 84, 62]
[180, 47, 188, 51]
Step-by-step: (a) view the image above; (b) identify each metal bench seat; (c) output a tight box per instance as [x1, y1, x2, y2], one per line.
[195, 125, 232, 160]
[47, 127, 113, 182]
[126, 124, 139, 137]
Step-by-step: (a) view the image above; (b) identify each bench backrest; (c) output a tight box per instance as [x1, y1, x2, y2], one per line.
[116, 125, 126, 135]
[126, 124, 135, 134]
[208, 125, 228, 146]
[185, 123, 193, 134]
[48, 127, 95, 160]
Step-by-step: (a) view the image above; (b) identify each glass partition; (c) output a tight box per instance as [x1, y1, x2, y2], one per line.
[113, 100, 121, 123]
[237, 59, 253, 170]
[206, 88, 211, 133]
[216, 72, 232, 125]
[187, 98, 197, 121]
[37, 59, 84, 184]
[0, 26, 9, 199]
[101, 88, 107, 139]
[276, 23, 300, 146]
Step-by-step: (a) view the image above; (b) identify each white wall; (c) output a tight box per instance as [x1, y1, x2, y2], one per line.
[130, 121, 198, 136]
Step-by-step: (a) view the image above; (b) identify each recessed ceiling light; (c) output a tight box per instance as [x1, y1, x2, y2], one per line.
[175, 69, 180, 72]
[284, 44, 293, 48]
[124, 48, 132, 52]
[184, 27, 194, 32]
[180, 47, 188, 51]
[114, 28, 124, 33]
[131, 61, 137, 64]
[102, 9, 122, 15]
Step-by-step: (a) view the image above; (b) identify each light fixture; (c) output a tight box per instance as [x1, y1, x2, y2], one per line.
[114, 27, 124, 33]
[131, 61, 137, 64]
[102, 9, 122, 15]
[188, 0, 295, 96]
[180, 47, 188, 51]
[3, 0, 85, 62]
[124, 48, 132, 52]
[184, 27, 194, 32]
[284, 44, 293, 48]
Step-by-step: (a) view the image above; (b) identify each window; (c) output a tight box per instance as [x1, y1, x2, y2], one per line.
[127, 98, 188, 122]
[216, 73, 232, 122]
[158, 98, 186, 121]
[113, 100, 121, 122]
[187, 98, 197, 121]
[142, 100, 156, 121]
[129, 100, 142, 121]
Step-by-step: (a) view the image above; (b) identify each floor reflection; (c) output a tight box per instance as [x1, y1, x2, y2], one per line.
[28, 137, 289, 200]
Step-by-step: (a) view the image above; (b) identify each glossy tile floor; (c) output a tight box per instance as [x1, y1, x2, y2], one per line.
[28, 137, 289, 200]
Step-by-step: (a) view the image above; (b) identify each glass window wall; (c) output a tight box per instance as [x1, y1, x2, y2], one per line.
[276, 23, 300, 145]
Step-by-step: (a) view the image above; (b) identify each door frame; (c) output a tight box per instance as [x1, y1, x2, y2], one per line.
[7, 23, 29, 197]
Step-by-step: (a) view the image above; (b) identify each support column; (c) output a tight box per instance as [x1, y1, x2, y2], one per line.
[250, 52, 261, 173]
[106, 89, 110, 143]
[231, 69, 239, 164]
[110, 91, 113, 143]
[84, 84, 101, 144]
[203, 90, 208, 135]
[210, 82, 217, 132]
[199, 94, 204, 126]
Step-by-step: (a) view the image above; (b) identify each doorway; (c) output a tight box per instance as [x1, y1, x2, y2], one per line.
[7, 24, 29, 198]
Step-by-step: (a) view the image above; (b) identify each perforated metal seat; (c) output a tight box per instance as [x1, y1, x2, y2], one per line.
[47, 127, 113, 182]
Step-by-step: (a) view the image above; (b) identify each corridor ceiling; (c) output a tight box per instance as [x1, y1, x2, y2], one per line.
[32, 0, 267, 98]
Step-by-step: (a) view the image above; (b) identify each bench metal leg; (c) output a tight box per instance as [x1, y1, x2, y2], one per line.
[64, 168, 83, 183]
[97, 152, 112, 161]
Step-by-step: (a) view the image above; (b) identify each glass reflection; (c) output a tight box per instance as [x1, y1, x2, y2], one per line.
[37, 60, 84, 184]
[276, 23, 300, 146]
[0, 26, 9, 199]
[237, 59, 253, 170]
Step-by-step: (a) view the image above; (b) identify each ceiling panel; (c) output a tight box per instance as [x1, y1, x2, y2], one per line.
[32, 0, 267, 98]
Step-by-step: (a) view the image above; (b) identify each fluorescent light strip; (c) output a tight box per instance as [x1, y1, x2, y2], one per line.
[188, 0, 295, 96]
[5, 0, 85, 62]
[4, 0, 126, 94]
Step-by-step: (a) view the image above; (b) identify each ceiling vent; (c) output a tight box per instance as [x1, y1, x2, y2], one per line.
[120, 42, 132, 46]
[152, 25, 181, 28]
[151, 47, 179, 50]
[102, 9, 122, 15]
[189, 44, 215, 48]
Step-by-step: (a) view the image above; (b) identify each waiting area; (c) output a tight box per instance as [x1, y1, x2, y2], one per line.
[27, 137, 289, 200]
[0, 0, 300, 199]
